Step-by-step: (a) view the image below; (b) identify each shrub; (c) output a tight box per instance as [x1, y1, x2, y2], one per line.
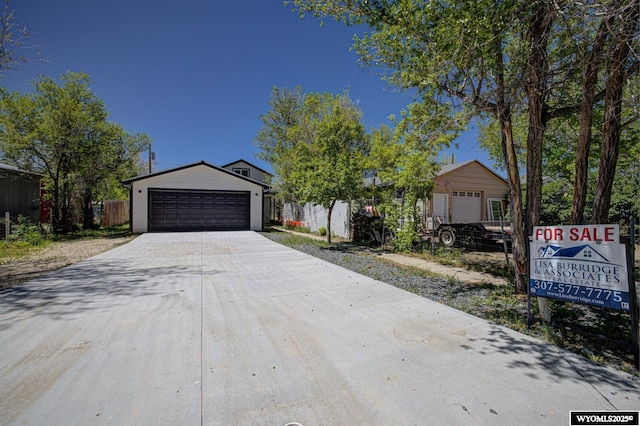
[9, 215, 44, 245]
[319, 227, 327, 236]
[391, 228, 419, 252]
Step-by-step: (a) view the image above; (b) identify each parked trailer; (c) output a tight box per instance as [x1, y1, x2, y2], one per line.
[432, 221, 511, 248]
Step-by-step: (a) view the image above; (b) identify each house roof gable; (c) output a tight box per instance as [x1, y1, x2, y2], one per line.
[436, 160, 507, 184]
[121, 161, 270, 188]
[221, 159, 273, 177]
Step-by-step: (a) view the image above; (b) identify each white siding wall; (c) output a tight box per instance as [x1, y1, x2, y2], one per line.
[130, 164, 264, 233]
[224, 161, 271, 184]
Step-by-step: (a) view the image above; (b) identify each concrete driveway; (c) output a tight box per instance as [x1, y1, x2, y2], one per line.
[0, 232, 638, 425]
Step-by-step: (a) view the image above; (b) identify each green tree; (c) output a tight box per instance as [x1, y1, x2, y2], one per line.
[0, 72, 147, 232]
[296, 92, 368, 242]
[256, 88, 368, 243]
[290, 0, 639, 295]
[477, 2, 639, 228]
[590, 0, 639, 224]
[290, 0, 531, 292]
[606, 122, 640, 226]
[75, 126, 148, 229]
[255, 86, 304, 204]
[368, 100, 462, 249]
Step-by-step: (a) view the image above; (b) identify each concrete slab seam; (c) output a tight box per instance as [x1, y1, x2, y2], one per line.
[560, 346, 618, 409]
[200, 234, 205, 426]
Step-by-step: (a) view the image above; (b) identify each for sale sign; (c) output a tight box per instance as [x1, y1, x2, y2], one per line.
[530, 225, 631, 311]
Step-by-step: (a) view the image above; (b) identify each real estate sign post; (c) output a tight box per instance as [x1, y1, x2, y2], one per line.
[529, 224, 639, 369]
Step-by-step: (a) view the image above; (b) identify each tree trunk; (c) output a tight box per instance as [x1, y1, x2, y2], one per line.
[525, 0, 554, 236]
[500, 113, 527, 294]
[525, 0, 556, 318]
[49, 163, 63, 233]
[493, 33, 527, 293]
[592, 0, 638, 224]
[81, 188, 95, 229]
[326, 199, 335, 244]
[571, 18, 611, 225]
[59, 179, 73, 234]
[51, 176, 61, 231]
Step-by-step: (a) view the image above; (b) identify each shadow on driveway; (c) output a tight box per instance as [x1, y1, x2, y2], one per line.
[461, 323, 640, 400]
[0, 256, 220, 327]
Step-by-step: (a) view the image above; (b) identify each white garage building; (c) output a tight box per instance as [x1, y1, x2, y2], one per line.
[122, 161, 270, 233]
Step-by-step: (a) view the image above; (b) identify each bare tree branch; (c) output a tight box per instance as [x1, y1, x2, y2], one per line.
[0, 0, 42, 74]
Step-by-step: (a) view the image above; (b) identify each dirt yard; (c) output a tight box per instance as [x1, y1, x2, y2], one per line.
[0, 236, 136, 291]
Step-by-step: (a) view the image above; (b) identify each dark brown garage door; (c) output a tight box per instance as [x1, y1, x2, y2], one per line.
[149, 189, 250, 232]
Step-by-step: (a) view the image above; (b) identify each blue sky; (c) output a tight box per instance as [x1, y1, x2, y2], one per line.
[3, 0, 491, 174]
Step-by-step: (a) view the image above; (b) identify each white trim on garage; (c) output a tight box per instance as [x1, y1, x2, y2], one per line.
[123, 161, 269, 233]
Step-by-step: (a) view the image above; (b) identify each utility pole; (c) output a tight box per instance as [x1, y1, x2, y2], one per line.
[148, 142, 155, 174]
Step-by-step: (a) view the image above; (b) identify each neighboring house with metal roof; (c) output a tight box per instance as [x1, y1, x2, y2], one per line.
[0, 163, 42, 225]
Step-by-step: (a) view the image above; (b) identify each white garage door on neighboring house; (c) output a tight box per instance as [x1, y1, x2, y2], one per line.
[149, 189, 250, 232]
[452, 190, 481, 222]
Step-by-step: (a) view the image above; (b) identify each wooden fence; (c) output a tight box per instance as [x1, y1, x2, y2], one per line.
[96, 201, 129, 227]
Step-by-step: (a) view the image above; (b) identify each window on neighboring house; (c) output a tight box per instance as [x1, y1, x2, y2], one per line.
[232, 168, 250, 178]
[487, 198, 505, 221]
